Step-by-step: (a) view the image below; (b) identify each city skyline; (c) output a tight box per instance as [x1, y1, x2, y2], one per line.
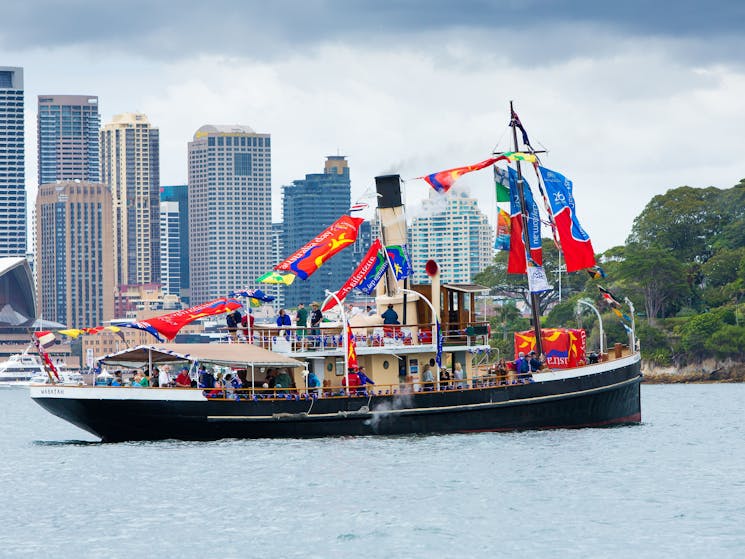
[2, 1, 744, 252]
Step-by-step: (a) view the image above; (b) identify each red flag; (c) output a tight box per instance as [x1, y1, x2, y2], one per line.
[275, 215, 364, 280]
[323, 239, 383, 312]
[143, 297, 243, 341]
[346, 322, 358, 369]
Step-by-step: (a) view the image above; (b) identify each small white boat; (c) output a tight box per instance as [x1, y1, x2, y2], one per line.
[29, 370, 85, 387]
[0, 353, 49, 387]
[0, 352, 82, 388]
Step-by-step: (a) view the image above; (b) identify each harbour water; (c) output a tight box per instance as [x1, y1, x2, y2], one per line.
[1, 384, 744, 558]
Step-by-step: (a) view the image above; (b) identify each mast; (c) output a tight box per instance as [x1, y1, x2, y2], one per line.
[509, 101, 544, 357]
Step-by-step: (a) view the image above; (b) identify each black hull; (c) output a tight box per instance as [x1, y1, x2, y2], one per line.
[32, 359, 642, 442]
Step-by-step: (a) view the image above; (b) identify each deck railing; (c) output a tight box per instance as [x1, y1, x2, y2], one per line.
[222, 322, 490, 352]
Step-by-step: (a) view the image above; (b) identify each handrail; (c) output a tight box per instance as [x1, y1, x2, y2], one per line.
[221, 321, 491, 351]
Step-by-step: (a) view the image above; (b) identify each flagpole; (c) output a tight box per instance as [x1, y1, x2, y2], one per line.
[324, 290, 349, 393]
[510, 100, 544, 357]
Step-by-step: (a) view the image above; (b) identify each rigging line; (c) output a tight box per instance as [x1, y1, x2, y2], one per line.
[491, 123, 512, 154]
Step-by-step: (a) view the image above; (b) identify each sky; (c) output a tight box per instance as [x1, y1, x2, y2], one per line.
[4, 0, 745, 252]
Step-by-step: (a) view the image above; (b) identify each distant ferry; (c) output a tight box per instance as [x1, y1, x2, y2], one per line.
[0, 353, 81, 388]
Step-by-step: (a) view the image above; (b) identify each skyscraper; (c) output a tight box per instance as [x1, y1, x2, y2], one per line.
[37, 95, 100, 184]
[281, 156, 354, 308]
[188, 125, 271, 304]
[101, 113, 160, 287]
[409, 190, 494, 284]
[36, 181, 114, 328]
[0, 67, 26, 257]
[160, 184, 189, 303]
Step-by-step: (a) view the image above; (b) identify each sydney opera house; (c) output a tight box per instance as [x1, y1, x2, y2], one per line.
[0, 257, 70, 361]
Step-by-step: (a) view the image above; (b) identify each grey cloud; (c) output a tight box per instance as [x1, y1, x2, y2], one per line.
[3, 0, 744, 63]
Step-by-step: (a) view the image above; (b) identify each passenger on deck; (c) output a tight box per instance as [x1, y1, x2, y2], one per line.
[198, 365, 216, 388]
[342, 368, 361, 394]
[529, 351, 543, 373]
[175, 367, 191, 388]
[357, 366, 375, 390]
[307, 370, 321, 389]
[453, 362, 466, 389]
[381, 304, 399, 325]
[133, 370, 149, 387]
[111, 371, 123, 386]
[439, 367, 451, 389]
[514, 352, 530, 382]
[274, 368, 292, 393]
[296, 303, 308, 339]
[366, 305, 375, 316]
[421, 364, 435, 391]
[310, 302, 323, 334]
[264, 368, 277, 389]
[241, 311, 254, 342]
[226, 311, 239, 342]
[496, 358, 508, 383]
[158, 366, 173, 387]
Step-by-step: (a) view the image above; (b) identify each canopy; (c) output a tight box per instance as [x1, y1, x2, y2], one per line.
[442, 283, 491, 294]
[97, 343, 303, 368]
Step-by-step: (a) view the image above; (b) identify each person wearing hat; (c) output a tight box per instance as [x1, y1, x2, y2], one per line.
[310, 302, 323, 341]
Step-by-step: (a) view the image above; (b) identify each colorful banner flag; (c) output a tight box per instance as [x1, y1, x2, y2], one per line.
[120, 297, 243, 342]
[586, 266, 606, 280]
[229, 288, 276, 302]
[419, 153, 537, 194]
[515, 328, 586, 369]
[350, 202, 369, 213]
[119, 321, 165, 342]
[356, 251, 388, 295]
[275, 215, 364, 280]
[346, 322, 358, 370]
[323, 240, 384, 312]
[507, 166, 543, 274]
[538, 166, 596, 272]
[33, 331, 59, 350]
[58, 328, 86, 339]
[599, 286, 622, 307]
[495, 166, 511, 202]
[495, 207, 511, 251]
[257, 270, 296, 285]
[385, 244, 412, 280]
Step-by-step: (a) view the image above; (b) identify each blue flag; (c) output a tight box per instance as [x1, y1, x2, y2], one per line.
[385, 244, 412, 280]
[435, 319, 443, 368]
[119, 321, 164, 342]
[356, 251, 388, 295]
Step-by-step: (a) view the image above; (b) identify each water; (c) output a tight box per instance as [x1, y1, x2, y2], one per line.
[1, 385, 744, 558]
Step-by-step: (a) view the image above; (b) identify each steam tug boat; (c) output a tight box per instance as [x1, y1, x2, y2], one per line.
[31, 109, 641, 442]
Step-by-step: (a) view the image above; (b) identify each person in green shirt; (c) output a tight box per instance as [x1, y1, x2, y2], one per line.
[296, 303, 308, 339]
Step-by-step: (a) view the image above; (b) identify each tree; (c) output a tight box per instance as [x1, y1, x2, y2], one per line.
[626, 186, 725, 263]
[615, 244, 690, 323]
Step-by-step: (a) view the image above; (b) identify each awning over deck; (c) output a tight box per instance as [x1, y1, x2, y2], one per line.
[442, 283, 491, 294]
[97, 343, 303, 368]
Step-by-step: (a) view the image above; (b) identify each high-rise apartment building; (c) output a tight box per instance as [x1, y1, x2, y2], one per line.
[160, 184, 189, 303]
[37, 95, 100, 184]
[36, 181, 114, 328]
[0, 67, 26, 257]
[159, 201, 181, 298]
[281, 156, 356, 308]
[188, 125, 271, 305]
[409, 190, 494, 284]
[101, 113, 160, 287]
